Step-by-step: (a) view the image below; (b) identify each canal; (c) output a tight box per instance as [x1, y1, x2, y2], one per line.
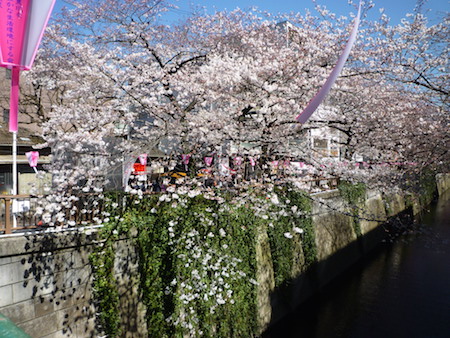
[263, 191, 450, 338]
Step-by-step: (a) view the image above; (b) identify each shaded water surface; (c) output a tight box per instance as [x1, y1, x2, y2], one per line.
[264, 192, 450, 338]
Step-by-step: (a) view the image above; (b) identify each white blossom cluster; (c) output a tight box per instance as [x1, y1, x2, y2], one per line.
[162, 203, 251, 336]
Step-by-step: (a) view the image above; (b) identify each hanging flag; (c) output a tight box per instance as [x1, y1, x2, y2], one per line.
[138, 154, 147, 166]
[295, 1, 362, 124]
[25, 151, 39, 166]
[181, 154, 191, 171]
[233, 156, 243, 167]
[249, 156, 257, 167]
[0, 0, 56, 132]
[25, 150, 39, 173]
[204, 156, 213, 166]
[181, 154, 191, 165]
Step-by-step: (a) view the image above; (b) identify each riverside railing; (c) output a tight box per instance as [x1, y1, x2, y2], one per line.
[0, 176, 339, 235]
[0, 194, 111, 235]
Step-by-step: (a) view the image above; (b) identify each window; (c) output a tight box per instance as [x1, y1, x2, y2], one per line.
[313, 138, 328, 149]
[3, 109, 9, 123]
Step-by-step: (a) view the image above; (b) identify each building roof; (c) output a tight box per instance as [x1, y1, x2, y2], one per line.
[0, 123, 44, 147]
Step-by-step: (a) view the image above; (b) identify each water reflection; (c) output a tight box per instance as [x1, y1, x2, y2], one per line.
[264, 192, 450, 338]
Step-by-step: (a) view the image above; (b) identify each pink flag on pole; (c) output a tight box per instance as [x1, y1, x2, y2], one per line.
[25, 151, 39, 167]
[295, 1, 362, 124]
[249, 156, 256, 167]
[181, 154, 191, 171]
[138, 154, 147, 166]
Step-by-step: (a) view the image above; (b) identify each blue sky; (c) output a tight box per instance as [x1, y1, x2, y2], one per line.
[53, 0, 449, 25]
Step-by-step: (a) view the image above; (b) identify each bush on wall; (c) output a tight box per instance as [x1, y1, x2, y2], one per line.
[90, 185, 315, 337]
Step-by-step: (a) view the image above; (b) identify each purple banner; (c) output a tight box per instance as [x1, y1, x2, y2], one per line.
[296, 1, 362, 124]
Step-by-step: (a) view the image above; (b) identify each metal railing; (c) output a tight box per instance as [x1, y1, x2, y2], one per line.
[0, 195, 37, 234]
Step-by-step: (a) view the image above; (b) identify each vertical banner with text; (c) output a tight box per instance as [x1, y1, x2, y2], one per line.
[0, 0, 56, 132]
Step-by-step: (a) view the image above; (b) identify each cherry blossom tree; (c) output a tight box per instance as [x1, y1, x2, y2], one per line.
[22, 0, 448, 192]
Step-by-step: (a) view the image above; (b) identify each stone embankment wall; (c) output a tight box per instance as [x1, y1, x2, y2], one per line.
[0, 174, 449, 337]
[0, 229, 145, 337]
[258, 174, 450, 330]
[436, 173, 450, 196]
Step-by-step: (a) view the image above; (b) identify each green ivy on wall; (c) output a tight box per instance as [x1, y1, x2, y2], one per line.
[267, 186, 315, 287]
[90, 187, 314, 337]
[338, 181, 367, 237]
[418, 169, 437, 206]
[89, 226, 122, 337]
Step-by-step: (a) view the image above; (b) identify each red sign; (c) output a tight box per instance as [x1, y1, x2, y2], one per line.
[133, 163, 146, 173]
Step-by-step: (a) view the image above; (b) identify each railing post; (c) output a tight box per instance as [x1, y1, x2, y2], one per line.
[5, 198, 11, 234]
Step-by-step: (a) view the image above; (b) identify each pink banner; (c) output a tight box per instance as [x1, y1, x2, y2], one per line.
[204, 156, 213, 166]
[296, 1, 362, 124]
[25, 150, 38, 167]
[0, 0, 30, 68]
[0, 0, 56, 70]
[233, 156, 243, 167]
[181, 154, 191, 165]
[138, 153, 147, 166]
[0, 0, 56, 132]
[249, 156, 256, 167]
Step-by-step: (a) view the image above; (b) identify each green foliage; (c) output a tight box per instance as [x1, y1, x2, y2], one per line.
[90, 187, 314, 336]
[418, 169, 437, 205]
[338, 181, 366, 206]
[338, 181, 367, 237]
[284, 188, 316, 267]
[89, 227, 122, 337]
[267, 186, 315, 287]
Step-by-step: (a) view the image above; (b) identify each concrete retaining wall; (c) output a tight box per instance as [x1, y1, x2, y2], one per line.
[437, 173, 450, 196]
[0, 229, 145, 337]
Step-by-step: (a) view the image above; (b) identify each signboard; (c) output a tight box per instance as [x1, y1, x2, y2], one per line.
[133, 163, 146, 174]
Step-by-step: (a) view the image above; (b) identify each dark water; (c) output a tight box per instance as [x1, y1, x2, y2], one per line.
[264, 192, 450, 338]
